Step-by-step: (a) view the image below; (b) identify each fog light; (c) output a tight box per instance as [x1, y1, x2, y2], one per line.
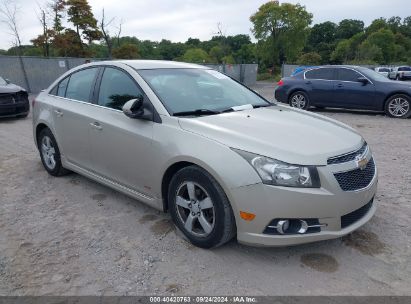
[276, 220, 290, 234]
[297, 220, 308, 234]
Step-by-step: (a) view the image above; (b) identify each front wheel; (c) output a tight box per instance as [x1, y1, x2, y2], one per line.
[384, 94, 411, 118]
[289, 91, 310, 110]
[168, 166, 236, 248]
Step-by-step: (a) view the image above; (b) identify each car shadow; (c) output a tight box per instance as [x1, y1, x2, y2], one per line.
[309, 107, 385, 116]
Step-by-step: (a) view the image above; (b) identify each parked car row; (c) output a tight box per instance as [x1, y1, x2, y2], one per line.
[388, 66, 411, 80]
[276, 65, 411, 118]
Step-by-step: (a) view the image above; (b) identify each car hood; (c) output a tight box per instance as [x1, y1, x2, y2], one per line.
[178, 105, 363, 166]
[0, 83, 26, 93]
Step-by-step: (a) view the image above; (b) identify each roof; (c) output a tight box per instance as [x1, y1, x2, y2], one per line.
[95, 60, 208, 70]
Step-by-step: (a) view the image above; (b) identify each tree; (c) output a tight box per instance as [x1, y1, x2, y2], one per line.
[180, 48, 210, 63]
[49, 0, 66, 33]
[297, 52, 322, 65]
[365, 29, 396, 63]
[307, 22, 337, 46]
[157, 39, 186, 60]
[209, 45, 224, 63]
[99, 8, 122, 59]
[250, 1, 312, 66]
[66, 0, 101, 46]
[331, 39, 350, 63]
[357, 41, 383, 64]
[112, 43, 140, 59]
[336, 19, 364, 39]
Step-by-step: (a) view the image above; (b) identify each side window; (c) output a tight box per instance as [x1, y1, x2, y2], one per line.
[65, 68, 98, 102]
[98, 67, 143, 110]
[305, 68, 334, 80]
[57, 76, 70, 97]
[338, 68, 361, 82]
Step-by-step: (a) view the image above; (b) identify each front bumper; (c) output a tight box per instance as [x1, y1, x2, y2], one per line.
[230, 154, 378, 247]
[0, 101, 29, 117]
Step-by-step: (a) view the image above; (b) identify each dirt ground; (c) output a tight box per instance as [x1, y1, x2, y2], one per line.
[0, 85, 410, 296]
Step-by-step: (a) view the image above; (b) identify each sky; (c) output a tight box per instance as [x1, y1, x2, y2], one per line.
[0, 0, 410, 50]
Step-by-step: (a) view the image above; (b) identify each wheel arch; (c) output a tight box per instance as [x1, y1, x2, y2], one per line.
[35, 123, 51, 148]
[383, 92, 411, 111]
[288, 88, 309, 102]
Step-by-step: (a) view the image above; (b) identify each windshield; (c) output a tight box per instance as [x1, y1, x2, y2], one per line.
[398, 67, 411, 71]
[357, 67, 393, 82]
[0, 76, 7, 86]
[138, 68, 270, 115]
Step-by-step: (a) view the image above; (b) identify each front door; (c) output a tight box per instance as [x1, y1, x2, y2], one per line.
[334, 68, 376, 109]
[89, 67, 155, 197]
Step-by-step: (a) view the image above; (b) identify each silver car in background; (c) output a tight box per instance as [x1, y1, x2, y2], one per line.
[388, 66, 411, 80]
[32, 60, 378, 248]
[374, 67, 391, 78]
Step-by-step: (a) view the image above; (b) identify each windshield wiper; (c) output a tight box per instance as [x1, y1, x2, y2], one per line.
[173, 109, 221, 117]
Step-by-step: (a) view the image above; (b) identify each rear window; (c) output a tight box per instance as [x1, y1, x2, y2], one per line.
[305, 68, 335, 80]
[378, 68, 390, 72]
[398, 67, 411, 71]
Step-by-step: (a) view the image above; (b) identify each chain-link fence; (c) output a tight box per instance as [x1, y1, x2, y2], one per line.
[0, 56, 258, 93]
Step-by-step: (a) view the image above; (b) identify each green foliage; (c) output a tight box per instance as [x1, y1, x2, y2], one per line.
[180, 48, 210, 63]
[66, 0, 101, 44]
[331, 39, 351, 63]
[336, 19, 364, 39]
[250, 1, 312, 66]
[297, 52, 322, 65]
[112, 44, 140, 59]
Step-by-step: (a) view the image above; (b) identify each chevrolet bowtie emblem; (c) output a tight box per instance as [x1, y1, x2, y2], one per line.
[355, 154, 368, 170]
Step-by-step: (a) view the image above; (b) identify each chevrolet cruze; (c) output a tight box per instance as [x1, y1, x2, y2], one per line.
[32, 60, 378, 248]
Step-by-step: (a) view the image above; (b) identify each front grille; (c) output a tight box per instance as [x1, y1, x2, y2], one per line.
[341, 199, 373, 229]
[0, 93, 16, 105]
[334, 158, 375, 191]
[327, 143, 367, 165]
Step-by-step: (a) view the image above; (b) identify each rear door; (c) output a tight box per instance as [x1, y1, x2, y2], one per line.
[51, 67, 99, 170]
[334, 68, 376, 109]
[304, 68, 336, 106]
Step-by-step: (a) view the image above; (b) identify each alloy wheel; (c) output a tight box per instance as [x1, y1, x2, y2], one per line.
[41, 135, 56, 170]
[175, 181, 215, 237]
[388, 97, 410, 117]
[291, 94, 306, 109]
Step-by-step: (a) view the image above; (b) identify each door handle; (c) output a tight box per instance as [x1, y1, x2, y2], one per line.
[54, 109, 63, 117]
[337, 83, 343, 88]
[90, 122, 103, 130]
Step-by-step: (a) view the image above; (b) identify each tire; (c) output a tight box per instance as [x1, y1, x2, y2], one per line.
[168, 165, 236, 248]
[395, 75, 400, 81]
[384, 94, 411, 119]
[289, 91, 310, 110]
[38, 128, 70, 176]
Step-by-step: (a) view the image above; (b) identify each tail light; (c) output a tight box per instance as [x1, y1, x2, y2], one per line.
[277, 79, 284, 86]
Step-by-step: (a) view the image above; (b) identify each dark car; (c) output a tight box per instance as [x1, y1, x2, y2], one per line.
[0, 76, 30, 118]
[275, 65, 411, 118]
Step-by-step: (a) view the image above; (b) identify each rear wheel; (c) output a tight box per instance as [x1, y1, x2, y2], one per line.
[168, 166, 236, 248]
[38, 128, 70, 176]
[289, 91, 310, 110]
[384, 94, 411, 118]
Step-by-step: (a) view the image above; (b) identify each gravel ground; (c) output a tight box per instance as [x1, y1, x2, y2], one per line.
[0, 85, 410, 296]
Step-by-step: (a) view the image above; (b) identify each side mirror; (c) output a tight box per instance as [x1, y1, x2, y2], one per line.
[357, 77, 369, 85]
[5, 79, 11, 84]
[122, 95, 153, 121]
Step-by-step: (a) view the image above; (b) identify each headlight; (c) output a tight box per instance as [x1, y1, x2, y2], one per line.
[233, 149, 321, 188]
